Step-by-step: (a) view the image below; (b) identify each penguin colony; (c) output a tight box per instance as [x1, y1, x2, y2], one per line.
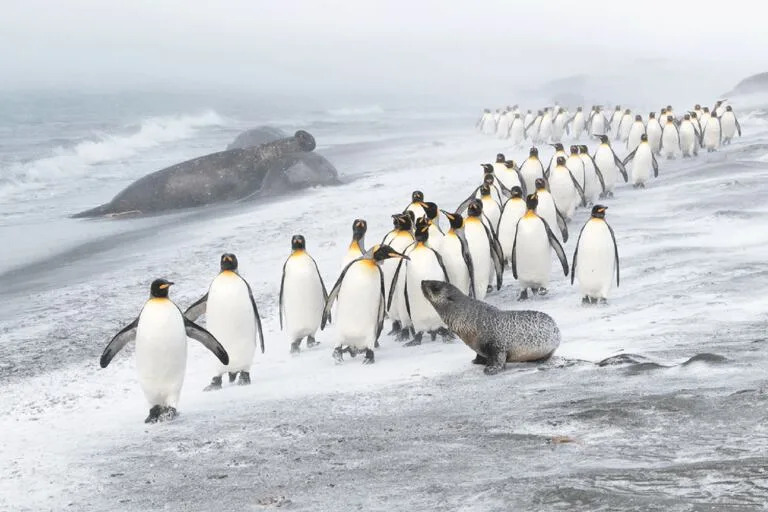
[101, 99, 740, 422]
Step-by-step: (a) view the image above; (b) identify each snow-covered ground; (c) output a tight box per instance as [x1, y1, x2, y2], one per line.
[2, 110, 768, 511]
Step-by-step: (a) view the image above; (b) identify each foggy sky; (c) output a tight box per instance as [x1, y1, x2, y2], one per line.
[1, 0, 765, 105]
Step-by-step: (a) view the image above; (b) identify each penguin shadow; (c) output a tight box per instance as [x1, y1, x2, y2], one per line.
[593, 352, 728, 375]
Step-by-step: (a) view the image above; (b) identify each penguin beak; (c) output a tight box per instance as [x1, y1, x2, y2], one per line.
[159, 282, 173, 290]
[388, 250, 409, 260]
[440, 209, 454, 220]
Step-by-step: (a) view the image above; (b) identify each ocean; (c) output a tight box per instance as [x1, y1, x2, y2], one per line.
[2, 90, 768, 511]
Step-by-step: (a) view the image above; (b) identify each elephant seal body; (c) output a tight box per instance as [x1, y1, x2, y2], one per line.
[73, 130, 339, 218]
[226, 127, 289, 150]
[421, 280, 560, 374]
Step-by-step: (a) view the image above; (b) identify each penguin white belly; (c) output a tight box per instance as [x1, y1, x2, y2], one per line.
[627, 124, 644, 152]
[549, 169, 577, 219]
[497, 199, 526, 262]
[594, 150, 617, 193]
[482, 116, 497, 135]
[575, 221, 615, 298]
[496, 115, 510, 139]
[539, 116, 553, 141]
[679, 124, 697, 156]
[206, 272, 256, 373]
[721, 114, 736, 139]
[631, 146, 652, 185]
[572, 114, 585, 138]
[135, 300, 187, 407]
[531, 119, 543, 141]
[496, 169, 522, 191]
[520, 161, 543, 195]
[426, 225, 444, 252]
[481, 197, 501, 231]
[581, 156, 601, 204]
[406, 203, 426, 221]
[405, 246, 446, 332]
[647, 123, 662, 153]
[335, 261, 381, 349]
[661, 128, 680, 158]
[464, 218, 491, 300]
[283, 255, 325, 342]
[534, 194, 560, 242]
[591, 116, 606, 136]
[381, 232, 413, 322]
[551, 118, 565, 142]
[618, 117, 632, 141]
[703, 125, 721, 150]
[510, 120, 526, 145]
[610, 115, 621, 138]
[566, 157, 585, 191]
[438, 233, 471, 295]
[514, 217, 553, 289]
[524, 114, 534, 127]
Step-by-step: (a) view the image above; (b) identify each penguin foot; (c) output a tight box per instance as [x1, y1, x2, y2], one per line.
[607, 191, 615, 199]
[486, 285, 493, 294]
[536, 287, 548, 296]
[290, 340, 301, 355]
[344, 346, 359, 358]
[362, 349, 375, 365]
[483, 364, 505, 376]
[582, 296, 591, 305]
[237, 372, 251, 386]
[404, 332, 423, 347]
[387, 321, 402, 336]
[145, 405, 164, 423]
[159, 406, 178, 422]
[203, 376, 223, 392]
[374, 340, 380, 349]
[396, 327, 413, 342]
[472, 354, 488, 365]
[598, 298, 608, 305]
[332, 347, 344, 364]
[306, 336, 320, 348]
[228, 372, 238, 383]
[518, 289, 529, 301]
[436, 327, 455, 342]
[429, 330, 438, 342]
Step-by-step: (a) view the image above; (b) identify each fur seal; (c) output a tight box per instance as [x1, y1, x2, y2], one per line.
[72, 130, 339, 218]
[421, 280, 561, 375]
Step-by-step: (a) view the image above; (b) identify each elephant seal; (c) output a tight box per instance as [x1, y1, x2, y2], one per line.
[226, 126, 289, 150]
[73, 130, 339, 218]
[421, 280, 560, 374]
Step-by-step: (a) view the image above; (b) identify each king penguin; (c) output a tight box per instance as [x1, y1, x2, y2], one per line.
[100, 279, 229, 423]
[549, 156, 584, 220]
[509, 113, 527, 145]
[609, 105, 623, 140]
[646, 112, 663, 155]
[496, 159, 524, 193]
[404, 190, 427, 220]
[593, 135, 628, 198]
[617, 109, 633, 142]
[570, 106, 586, 139]
[546, 143, 567, 177]
[438, 210, 476, 297]
[660, 115, 681, 159]
[534, 178, 568, 242]
[511, 194, 569, 300]
[702, 112, 722, 152]
[571, 205, 619, 304]
[520, 147, 546, 195]
[720, 106, 741, 145]
[341, 219, 367, 269]
[280, 235, 328, 354]
[463, 199, 503, 299]
[626, 114, 646, 153]
[566, 145, 587, 194]
[381, 213, 415, 340]
[323, 244, 409, 364]
[679, 114, 700, 157]
[185, 253, 265, 390]
[395, 217, 452, 346]
[497, 186, 527, 264]
[422, 201, 445, 252]
[579, 145, 606, 205]
[622, 134, 658, 188]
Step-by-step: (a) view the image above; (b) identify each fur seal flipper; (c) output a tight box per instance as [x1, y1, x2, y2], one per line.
[421, 280, 561, 374]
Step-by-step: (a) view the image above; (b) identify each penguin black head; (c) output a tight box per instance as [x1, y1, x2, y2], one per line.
[660, 108, 667, 116]
[703, 107, 710, 113]
[551, 143, 564, 151]
[711, 111, 717, 119]
[504, 160, 517, 169]
[715, 100, 723, 106]
[392, 213, 412, 231]
[577, 106, 583, 112]
[405, 210, 416, 224]
[666, 105, 673, 111]
[371, 244, 409, 262]
[695, 104, 701, 110]
[640, 133, 648, 142]
[635, 114, 642, 121]
[690, 112, 698, 119]
[649, 112, 656, 119]
[666, 115, 674, 122]
[220, 252, 239, 271]
[556, 156, 566, 166]
[569, 145, 579, 154]
[591, 204, 607, 219]
[726, 105, 733, 112]
[599, 134, 610, 144]
[441, 210, 464, 230]
[534, 178, 546, 191]
[352, 219, 367, 240]
[150, 278, 174, 298]
[579, 145, 589, 153]
[414, 217, 430, 242]
[479, 183, 492, 196]
[422, 201, 439, 220]
[467, 199, 483, 217]
[481, 163, 494, 174]
[529, 147, 539, 157]
[684, 113, 691, 120]
[482, 173, 495, 186]
[525, 193, 538, 211]
[411, 190, 424, 203]
[514, 113, 521, 119]
[495, 153, 505, 163]
[624, 109, 631, 114]
[615, 105, 621, 111]
[510, 185, 524, 198]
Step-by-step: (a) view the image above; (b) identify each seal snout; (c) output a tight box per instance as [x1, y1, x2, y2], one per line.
[420, 280, 444, 302]
[294, 130, 316, 152]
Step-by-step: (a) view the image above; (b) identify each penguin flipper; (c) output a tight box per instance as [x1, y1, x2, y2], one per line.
[555, 208, 569, 243]
[312, 256, 330, 307]
[99, 317, 139, 368]
[736, 118, 742, 137]
[456, 187, 480, 214]
[606, 221, 620, 286]
[430, 247, 450, 283]
[543, 219, 569, 277]
[278, 260, 288, 330]
[243, 279, 265, 354]
[185, 318, 229, 365]
[183, 293, 208, 322]
[614, 154, 629, 182]
[375, 268, 386, 341]
[570, 223, 588, 284]
[387, 257, 406, 311]
[621, 148, 637, 167]
[480, 220, 504, 289]
[651, 153, 659, 178]
[567, 170, 587, 207]
[510, 220, 520, 280]
[403, 279, 412, 319]
[456, 228, 476, 298]
[591, 157, 606, 193]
